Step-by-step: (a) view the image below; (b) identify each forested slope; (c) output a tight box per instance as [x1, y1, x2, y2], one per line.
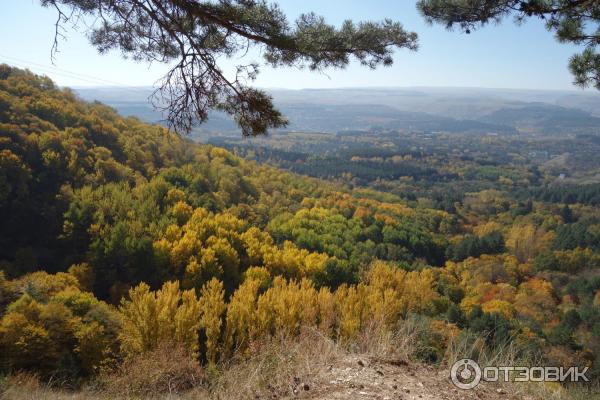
[0, 66, 599, 392]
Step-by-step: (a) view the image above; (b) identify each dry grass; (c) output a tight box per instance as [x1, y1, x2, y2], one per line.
[206, 329, 340, 399]
[0, 321, 596, 400]
[204, 321, 434, 400]
[0, 372, 96, 400]
[442, 331, 596, 400]
[351, 319, 420, 363]
[98, 343, 204, 399]
[0, 326, 396, 400]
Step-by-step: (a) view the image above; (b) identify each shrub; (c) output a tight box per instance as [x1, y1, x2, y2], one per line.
[100, 343, 204, 398]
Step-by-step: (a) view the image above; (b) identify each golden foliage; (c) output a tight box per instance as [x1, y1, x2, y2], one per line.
[0, 272, 120, 375]
[119, 281, 201, 357]
[223, 278, 261, 355]
[198, 278, 226, 365]
[514, 278, 557, 325]
[506, 224, 554, 263]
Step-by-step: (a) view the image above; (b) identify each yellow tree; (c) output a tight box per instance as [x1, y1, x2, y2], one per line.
[119, 281, 202, 357]
[506, 224, 553, 263]
[514, 278, 557, 326]
[364, 261, 439, 322]
[224, 278, 260, 355]
[256, 277, 319, 337]
[335, 284, 368, 340]
[317, 287, 336, 335]
[198, 278, 226, 365]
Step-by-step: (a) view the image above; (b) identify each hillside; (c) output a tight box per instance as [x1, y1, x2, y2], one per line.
[477, 104, 600, 134]
[1, 66, 599, 398]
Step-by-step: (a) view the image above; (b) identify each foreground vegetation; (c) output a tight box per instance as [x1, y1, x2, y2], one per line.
[1, 66, 599, 397]
[3, 328, 598, 400]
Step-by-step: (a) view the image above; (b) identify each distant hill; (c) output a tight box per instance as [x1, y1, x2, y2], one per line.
[477, 103, 600, 134]
[75, 86, 600, 137]
[273, 103, 516, 135]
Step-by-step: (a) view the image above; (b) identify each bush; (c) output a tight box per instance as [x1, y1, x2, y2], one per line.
[100, 343, 204, 398]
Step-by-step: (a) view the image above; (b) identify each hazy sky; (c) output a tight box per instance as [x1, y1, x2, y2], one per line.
[0, 0, 591, 91]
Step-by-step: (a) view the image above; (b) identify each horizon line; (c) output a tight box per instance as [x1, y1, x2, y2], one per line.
[70, 84, 600, 95]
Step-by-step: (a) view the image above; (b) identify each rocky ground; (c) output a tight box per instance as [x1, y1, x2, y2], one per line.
[262, 355, 539, 400]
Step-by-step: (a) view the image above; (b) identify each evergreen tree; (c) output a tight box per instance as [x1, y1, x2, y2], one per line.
[561, 204, 575, 223]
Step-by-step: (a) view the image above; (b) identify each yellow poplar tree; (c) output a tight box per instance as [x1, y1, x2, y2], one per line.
[198, 278, 226, 365]
[335, 284, 368, 340]
[317, 287, 336, 335]
[224, 278, 260, 355]
[256, 277, 319, 337]
[119, 281, 202, 357]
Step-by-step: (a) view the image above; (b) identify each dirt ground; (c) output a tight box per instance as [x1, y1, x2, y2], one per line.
[263, 354, 539, 400]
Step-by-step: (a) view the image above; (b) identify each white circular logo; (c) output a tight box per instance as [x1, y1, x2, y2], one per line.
[450, 358, 482, 390]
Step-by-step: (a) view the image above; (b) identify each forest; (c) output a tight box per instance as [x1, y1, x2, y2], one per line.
[1, 65, 600, 395]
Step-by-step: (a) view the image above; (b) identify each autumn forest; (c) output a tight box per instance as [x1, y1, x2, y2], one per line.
[1, 56, 600, 400]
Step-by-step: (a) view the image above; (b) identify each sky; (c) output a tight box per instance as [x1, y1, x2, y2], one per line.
[0, 0, 591, 91]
